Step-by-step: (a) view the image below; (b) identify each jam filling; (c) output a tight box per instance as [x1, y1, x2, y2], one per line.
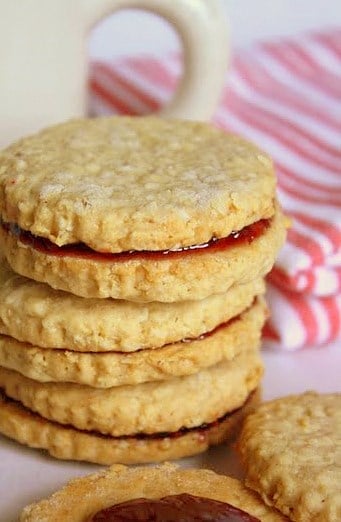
[1, 219, 271, 261]
[89, 494, 260, 521]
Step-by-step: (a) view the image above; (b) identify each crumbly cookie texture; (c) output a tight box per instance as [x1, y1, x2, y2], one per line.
[0, 297, 266, 387]
[0, 254, 265, 350]
[0, 117, 276, 252]
[0, 390, 260, 467]
[19, 462, 286, 522]
[0, 350, 262, 436]
[238, 392, 341, 522]
[0, 206, 286, 302]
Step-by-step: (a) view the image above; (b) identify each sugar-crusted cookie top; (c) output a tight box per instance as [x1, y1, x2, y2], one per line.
[20, 464, 286, 522]
[0, 117, 276, 252]
[239, 392, 341, 522]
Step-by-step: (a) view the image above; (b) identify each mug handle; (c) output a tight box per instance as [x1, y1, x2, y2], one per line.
[85, 0, 228, 120]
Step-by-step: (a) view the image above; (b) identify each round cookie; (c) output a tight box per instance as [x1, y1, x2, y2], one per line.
[0, 116, 287, 302]
[0, 390, 260, 466]
[0, 117, 276, 252]
[19, 463, 286, 521]
[0, 350, 263, 436]
[0, 206, 286, 301]
[0, 254, 265, 351]
[238, 392, 341, 522]
[0, 297, 266, 387]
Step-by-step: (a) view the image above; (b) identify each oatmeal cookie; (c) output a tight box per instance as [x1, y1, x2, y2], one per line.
[0, 116, 287, 302]
[0, 206, 286, 301]
[0, 390, 260, 465]
[238, 392, 341, 522]
[0, 117, 276, 252]
[0, 297, 266, 387]
[0, 350, 263, 436]
[0, 255, 265, 351]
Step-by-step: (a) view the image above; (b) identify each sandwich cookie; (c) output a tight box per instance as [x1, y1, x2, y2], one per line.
[0, 255, 265, 351]
[0, 350, 263, 436]
[0, 297, 267, 387]
[1, 390, 260, 465]
[0, 117, 287, 302]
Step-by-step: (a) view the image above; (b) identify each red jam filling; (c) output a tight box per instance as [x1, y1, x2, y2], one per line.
[89, 494, 260, 521]
[1, 219, 271, 261]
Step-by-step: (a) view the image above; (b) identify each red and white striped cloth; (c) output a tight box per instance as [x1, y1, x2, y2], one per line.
[89, 28, 341, 350]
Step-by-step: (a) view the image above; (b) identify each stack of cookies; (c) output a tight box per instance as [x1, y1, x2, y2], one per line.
[0, 117, 286, 464]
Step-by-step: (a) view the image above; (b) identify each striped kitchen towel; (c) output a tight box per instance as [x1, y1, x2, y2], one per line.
[89, 28, 341, 350]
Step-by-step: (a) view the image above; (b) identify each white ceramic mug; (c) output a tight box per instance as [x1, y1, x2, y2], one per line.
[0, 0, 228, 148]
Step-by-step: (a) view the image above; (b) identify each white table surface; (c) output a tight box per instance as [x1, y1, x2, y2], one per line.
[1, 341, 340, 521]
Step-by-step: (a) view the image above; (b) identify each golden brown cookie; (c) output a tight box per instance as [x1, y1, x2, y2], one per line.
[0, 117, 276, 252]
[0, 117, 287, 302]
[238, 392, 341, 522]
[0, 350, 263, 436]
[0, 254, 265, 351]
[19, 462, 286, 521]
[1, 390, 261, 466]
[0, 297, 266, 387]
[0, 206, 286, 301]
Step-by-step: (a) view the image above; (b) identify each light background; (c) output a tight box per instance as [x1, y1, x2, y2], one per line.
[90, 0, 340, 60]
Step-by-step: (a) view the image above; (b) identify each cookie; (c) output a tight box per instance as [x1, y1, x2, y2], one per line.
[0, 297, 266, 387]
[238, 392, 341, 522]
[0, 117, 276, 252]
[0, 205, 286, 301]
[0, 390, 260, 466]
[0, 117, 287, 302]
[0, 350, 263, 436]
[19, 463, 286, 522]
[0, 254, 265, 351]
